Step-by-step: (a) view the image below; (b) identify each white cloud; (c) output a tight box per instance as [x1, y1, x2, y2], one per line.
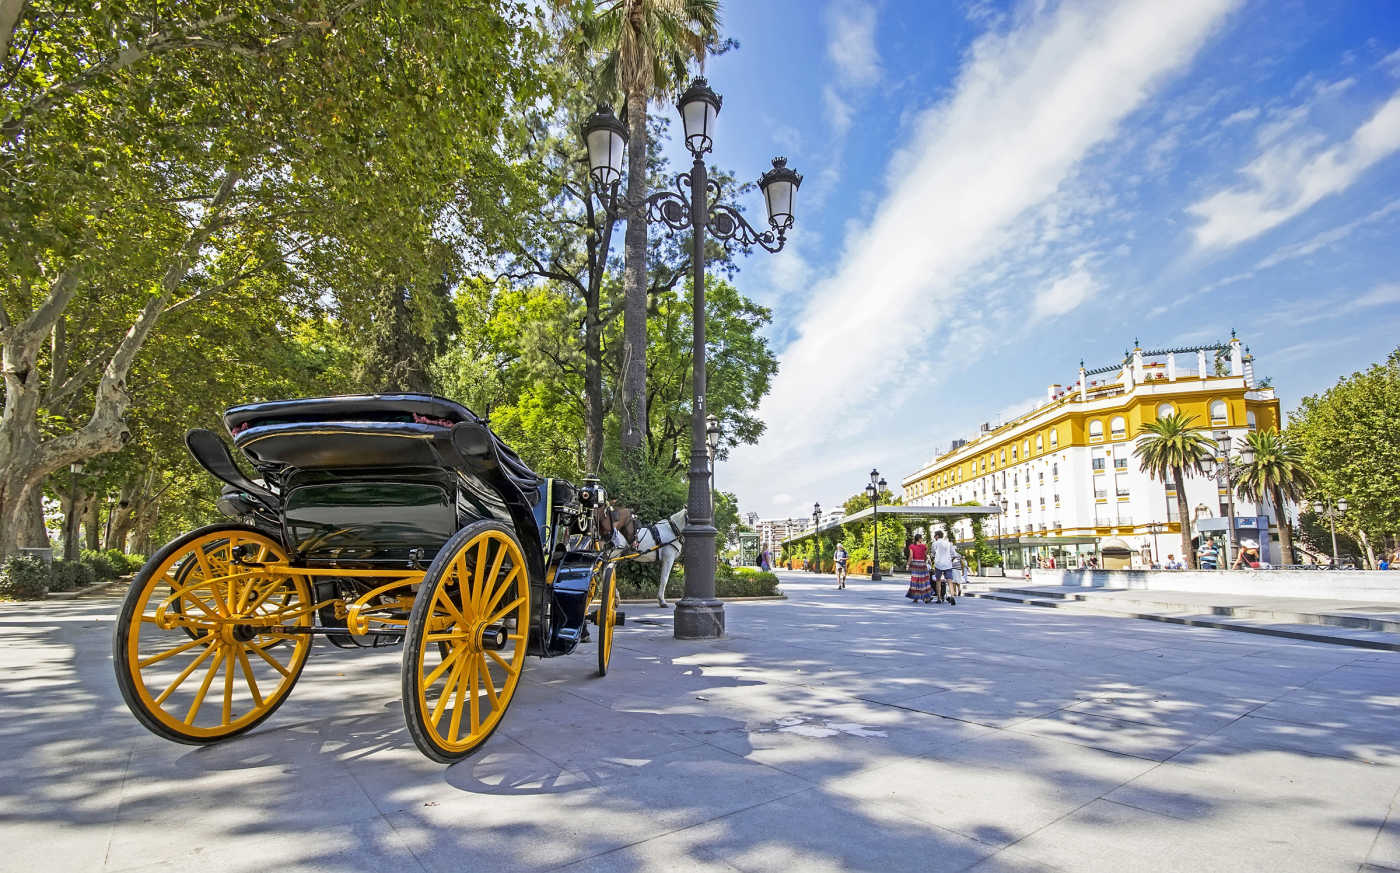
[1256, 200, 1400, 269]
[771, 493, 793, 506]
[1347, 282, 1400, 310]
[1382, 47, 1400, 77]
[1032, 259, 1101, 320]
[1222, 106, 1260, 125]
[1188, 89, 1400, 250]
[825, 2, 881, 89]
[822, 85, 853, 137]
[726, 0, 1239, 518]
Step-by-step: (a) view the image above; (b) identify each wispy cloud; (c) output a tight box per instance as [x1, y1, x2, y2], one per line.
[1032, 258, 1101, 320]
[822, 85, 853, 137]
[1222, 106, 1260, 126]
[1188, 88, 1400, 250]
[725, 0, 1240, 516]
[1255, 199, 1400, 269]
[1347, 281, 1400, 310]
[825, 2, 881, 89]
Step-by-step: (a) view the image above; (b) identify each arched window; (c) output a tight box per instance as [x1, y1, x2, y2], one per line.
[1110, 416, 1126, 438]
[1247, 410, 1257, 430]
[1210, 399, 1228, 424]
[1035, 434, 1043, 452]
[1089, 420, 1104, 440]
[1023, 439, 1030, 457]
[1050, 429, 1059, 448]
[1157, 402, 1175, 420]
[1012, 445, 1018, 460]
[1000, 449, 1006, 463]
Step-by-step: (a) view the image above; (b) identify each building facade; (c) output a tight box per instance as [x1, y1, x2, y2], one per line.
[900, 336, 1283, 567]
[755, 517, 807, 558]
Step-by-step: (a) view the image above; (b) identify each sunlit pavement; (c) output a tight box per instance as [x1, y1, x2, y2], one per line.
[3, 572, 1399, 873]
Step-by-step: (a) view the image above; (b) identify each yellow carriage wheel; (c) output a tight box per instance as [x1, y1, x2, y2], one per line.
[113, 524, 313, 744]
[596, 564, 618, 677]
[402, 521, 531, 763]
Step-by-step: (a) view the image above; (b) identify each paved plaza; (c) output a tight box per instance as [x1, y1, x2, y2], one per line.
[2, 573, 1399, 873]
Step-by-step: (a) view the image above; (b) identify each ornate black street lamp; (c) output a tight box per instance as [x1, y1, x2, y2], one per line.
[706, 413, 721, 511]
[1312, 498, 1347, 568]
[65, 461, 83, 562]
[865, 469, 887, 581]
[584, 78, 802, 640]
[992, 489, 1005, 572]
[812, 502, 822, 574]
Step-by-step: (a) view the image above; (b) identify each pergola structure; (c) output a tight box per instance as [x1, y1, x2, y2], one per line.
[781, 504, 1002, 551]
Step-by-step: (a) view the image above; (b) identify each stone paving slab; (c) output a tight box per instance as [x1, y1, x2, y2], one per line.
[1, 573, 1399, 873]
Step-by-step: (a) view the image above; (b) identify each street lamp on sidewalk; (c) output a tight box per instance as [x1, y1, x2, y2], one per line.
[992, 489, 1005, 573]
[1312, 498, 1348, 568]
[65, 462, 83, 562]
[1203, 433, 1252, 569]
[812, 502, 822, 573]
[865, 469, 887, 581]
[706, 414, 720, 511]
[585, 79, 802, 641]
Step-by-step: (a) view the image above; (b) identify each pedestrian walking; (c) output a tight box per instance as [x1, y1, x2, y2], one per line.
[1198, 539, 1218, 570]
[906, 534, 932, 604]
[833, 542, 849, 589]
[931, 530, 958, 605]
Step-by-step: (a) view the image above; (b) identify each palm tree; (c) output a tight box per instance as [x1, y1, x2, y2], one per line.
[1135, 413, 1214, 568]
[562, 0, 720, 466]
[1233, 428, 1315, 566]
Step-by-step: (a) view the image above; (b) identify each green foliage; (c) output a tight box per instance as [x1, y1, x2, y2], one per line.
[50, 560, 95, 591]
[80, 549, 119, 581]
[958, 503, 1002, 570]
[1233, 428, 1314, 563]
[1288, 348, 1400, 567]
[1, 556, 49, 599]
[615, 563, 780, 600]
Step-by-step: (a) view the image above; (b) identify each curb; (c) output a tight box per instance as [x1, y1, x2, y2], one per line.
[966, 591, 1400, 652]
[619, 595, 787, 605]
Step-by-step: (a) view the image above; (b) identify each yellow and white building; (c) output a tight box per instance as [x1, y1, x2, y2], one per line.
[901, 336, 1282, 567]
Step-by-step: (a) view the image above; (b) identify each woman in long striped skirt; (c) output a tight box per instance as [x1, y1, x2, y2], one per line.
[906, 533, 932, 603]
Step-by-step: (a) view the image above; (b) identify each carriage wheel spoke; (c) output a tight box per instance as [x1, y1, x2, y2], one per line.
[139, 633, 213, 668]
[468, 654, 481, 733]
[430, 653, 467, 728]
[476, 541, 508, 615]
[154, 642, 217, 705]
[481, 567, 519, 619]
[235, 644, 263, 707]
[446, 658, 470, 741]
[185, 646, 227, 725]
[454, 550, 474, 621]
[485, 595, 525, 627]
[433, 586, 465, 627]
[221, 647, 235, 724]
[471, 539, 491, 615]
[477, 654, 499, 709]
[485, 647, 513, 673]
[249, 639, 293, 678]
[423, 646, 464, 688]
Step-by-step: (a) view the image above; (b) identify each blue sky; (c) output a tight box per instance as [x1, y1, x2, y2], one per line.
[649, 0, 1400, 521]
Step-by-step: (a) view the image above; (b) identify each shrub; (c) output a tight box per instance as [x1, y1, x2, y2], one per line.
[80, 549, 119, 581]
[614, 564, 781, 600]
[49, 560, 88, 592]
[0, 555, 50, 600]
[104, 549, 144, 575]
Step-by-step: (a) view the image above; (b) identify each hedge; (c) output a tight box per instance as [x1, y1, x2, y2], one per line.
[614, 563, 782, 600]
[0, 555, 49, 600]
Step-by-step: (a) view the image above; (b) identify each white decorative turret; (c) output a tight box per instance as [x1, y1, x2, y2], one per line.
[1047, 383, 1061, 402]
[1131, 340, 1145, 384]
[1229, 330, 1244, 377]
[1077, 361, 1087, 401]
[1243, 346, 1256, 389]
[1166, 352, 1177, 381]
[1197, 348, 1209, 379]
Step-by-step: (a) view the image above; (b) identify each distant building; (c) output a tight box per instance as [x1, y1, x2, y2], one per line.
[755, 517, 806, 557]
[901, 336, 1283, 567]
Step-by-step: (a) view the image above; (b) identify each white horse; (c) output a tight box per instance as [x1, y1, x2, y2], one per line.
[601, 505, 687, 608]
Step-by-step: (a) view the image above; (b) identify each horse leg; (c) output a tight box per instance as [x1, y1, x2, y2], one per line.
[657, 544, 677, 608]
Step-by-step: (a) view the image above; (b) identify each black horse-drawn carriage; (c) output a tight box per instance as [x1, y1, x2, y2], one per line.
[113, 394, 620, 762]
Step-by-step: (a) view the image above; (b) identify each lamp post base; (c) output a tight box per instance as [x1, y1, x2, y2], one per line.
[674, 598, 725, 639]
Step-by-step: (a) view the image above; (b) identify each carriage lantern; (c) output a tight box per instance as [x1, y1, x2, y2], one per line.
[582, 104, 628, 190]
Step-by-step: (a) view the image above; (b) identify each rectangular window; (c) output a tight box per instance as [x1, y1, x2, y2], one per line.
[1092, 458, 1106, 471]
[1054, 494, 1061, 505]
[1114, 458, 1128, 470]
[1094, 505, 1113, 525]
[1094, 487, 1107, 500]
